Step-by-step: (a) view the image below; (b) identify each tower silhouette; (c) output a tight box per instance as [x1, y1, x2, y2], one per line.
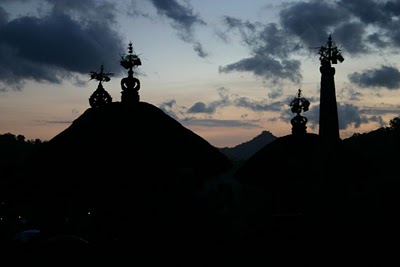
[317, 35, 344, 143]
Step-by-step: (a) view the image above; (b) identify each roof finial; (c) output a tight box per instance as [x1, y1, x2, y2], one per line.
[88, 64, 113, 108]
[318, 34, 344, 65]
[290, 88, 310, 136]
[120, 42, 142, 104]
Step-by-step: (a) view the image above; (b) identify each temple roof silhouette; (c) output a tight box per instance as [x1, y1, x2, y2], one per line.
[26, 101, 231, 185]
[12, 100, 232, 244]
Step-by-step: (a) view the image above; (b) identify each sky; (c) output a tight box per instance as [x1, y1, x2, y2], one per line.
[1, 0, 400, 148]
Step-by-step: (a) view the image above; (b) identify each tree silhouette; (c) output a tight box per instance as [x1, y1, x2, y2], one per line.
[389, 116, 400, 131]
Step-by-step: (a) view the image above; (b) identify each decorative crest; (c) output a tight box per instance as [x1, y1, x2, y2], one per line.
[119, 42, 142, 104]
[88, 64, 113, 108]
[289, 89, 310, 136]
[290, 89, 310, 115]
[89, 64, 114, 83]
[317, 34, 344, 65]
[120, 42, 142, 70]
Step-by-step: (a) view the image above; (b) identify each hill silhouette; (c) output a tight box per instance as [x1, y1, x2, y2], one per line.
[3, 101, 232, 254]
[232, 126, 400, 263]
[3, 115, 400, 264]
[218, 130, 277, 161]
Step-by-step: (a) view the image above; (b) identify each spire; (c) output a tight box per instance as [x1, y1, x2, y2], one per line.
[317, 34, 344, 143]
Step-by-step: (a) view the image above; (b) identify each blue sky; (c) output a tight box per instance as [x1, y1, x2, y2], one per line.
[1, 0, 400, 147]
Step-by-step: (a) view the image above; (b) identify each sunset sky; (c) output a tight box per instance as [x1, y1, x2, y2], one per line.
[1, 0, 400, 148]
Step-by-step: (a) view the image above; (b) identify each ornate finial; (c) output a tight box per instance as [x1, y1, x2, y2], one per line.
[88, 64, 113, 108]
[89, 64, 113, 83]
[290, 89, 310, 135]
[120, 42, 142, 104]
[120, 42, 142, 71]
[317, 34, 344, 65]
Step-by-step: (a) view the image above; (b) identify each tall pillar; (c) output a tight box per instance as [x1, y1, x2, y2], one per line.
[319, 61, 340, 141]
[317, 35, 344, 143]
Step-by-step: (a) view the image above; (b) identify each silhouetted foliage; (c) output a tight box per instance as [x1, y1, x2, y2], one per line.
[2, 114, 400, 264]
[389, 116, 400, 131]
[0, 133, 47, 181]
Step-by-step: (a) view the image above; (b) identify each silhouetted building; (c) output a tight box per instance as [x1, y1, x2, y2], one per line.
[318, 35, 344, 143]
[234, 43, 376, 256]
[9, 42, 232, 248]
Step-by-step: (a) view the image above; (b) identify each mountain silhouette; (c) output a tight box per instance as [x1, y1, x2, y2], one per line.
[9, 101, 232, 249]
[232, 130, 397, 263]
[218, 130, 277, 161]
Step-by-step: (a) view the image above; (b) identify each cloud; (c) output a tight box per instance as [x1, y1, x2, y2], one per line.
[0, 0, 125, 91]
[188, 102, 218, 114]
[159, 86, 286, 130]
[338, 103, 371, 129]
[360, 105, 400, 116]
[348, 65, 400, 90]
[338, 0, 391, 26]
[0, 6, 8, 26]
[186, 86, 285, 115]
[219, 55, 301, 84]
[187, 87, 230, 114]
[148, 0, 208, 58]
[219, 17, 302, 84]
[234, 97, 283, 112]
[159, 98, 178, 119]
[218, 0, 400, 86]
[279, 1, 348, 48]
[181, 118, 261, 129]
[298, 102, 381, 131]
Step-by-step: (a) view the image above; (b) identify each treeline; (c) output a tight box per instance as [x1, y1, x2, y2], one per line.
[0, 133, 47, 181]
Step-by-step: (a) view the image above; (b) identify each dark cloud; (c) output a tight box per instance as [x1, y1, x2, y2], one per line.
[148, 0, 208, 58]
[159, 99, 178, 119]
[187, 86, 284, 114]
[337, 87, 363, 101]
[0, 0, 125, 90]
[47, 0, 119, 24]
[193, 42, 208, 58]
[181, 118, 261, 129]
[361, 106, 400, 116]
[0, 7, 8, 26]
[333, 22, 368, 54]
[188, 101, 221, 114]
[187, 87, 230, 114]
[219, 55, 301, 84]
[295, 102, 381, 132]
[218, 0, 400, 87]
[349, 65, 400, 90]
[384, 1, 400, 16]
[338, 103, 370, 129]
[267, 88, 283, 99]
[366, 33, 390, 49]
[159, 98, 191, 120]
[339, 0, 390, 26]
[234, 97, 282, 112]
[158, 94, 262, 129]
[219, 16, 303, 84]
[279, 1, 348, 48]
